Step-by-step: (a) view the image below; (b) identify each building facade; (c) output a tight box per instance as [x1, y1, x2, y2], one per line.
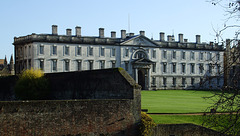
[0, 55, 14, 76]
[13, 25, 224, 90]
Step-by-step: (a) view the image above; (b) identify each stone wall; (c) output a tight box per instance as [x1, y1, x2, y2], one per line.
[0, 68, 141, 136]
[152, 123, 227, 136]
[0, 100, 139, 136]
[0, 76, 17, 101]
[45, 68, 137, 100]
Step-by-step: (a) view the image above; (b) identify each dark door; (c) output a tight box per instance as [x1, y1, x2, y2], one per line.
[138, 69, 145, 90]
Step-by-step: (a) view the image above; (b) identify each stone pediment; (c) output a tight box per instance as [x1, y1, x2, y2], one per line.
[121, 35, 158, 47]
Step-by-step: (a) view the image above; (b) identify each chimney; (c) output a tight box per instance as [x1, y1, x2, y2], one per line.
[140, 31, 145, 36]
[178, 33, 183, 43]
[226, 39, 231, 52]
[210, 42, 214, 46]
[75, 26, 81, 37]
[129, 33, 134, 36]
[167, 35, 172, 41]
[121, 30, 126, 39]
[111, 31, 116, 38]
[66, 29, 72, 36]
[196, 35, 201, 43]
[99, 28, 104, 38]
[52, 25, 58, 35]
[160, 32, 165, 41]
[184, 39, 188, 42]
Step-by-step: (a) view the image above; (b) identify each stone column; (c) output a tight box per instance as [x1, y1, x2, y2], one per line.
[135, 68, 138, 83]
[148, 69, 151, 90]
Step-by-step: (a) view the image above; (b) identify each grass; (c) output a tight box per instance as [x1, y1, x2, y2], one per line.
[150, 115, 203, 125]
[141, 90, 217, 113]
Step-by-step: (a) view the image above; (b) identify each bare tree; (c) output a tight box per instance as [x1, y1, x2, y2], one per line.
[202, 1, 240, 135]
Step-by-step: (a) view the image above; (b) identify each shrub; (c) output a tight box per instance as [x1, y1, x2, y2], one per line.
[14, 68, 50, 100]
[140, 112, 156, 136]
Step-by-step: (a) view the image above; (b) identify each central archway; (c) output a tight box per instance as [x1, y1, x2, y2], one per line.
[138, 69, 146, 90]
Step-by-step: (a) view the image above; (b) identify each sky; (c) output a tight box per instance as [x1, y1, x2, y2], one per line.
[0, 0, 238, 60]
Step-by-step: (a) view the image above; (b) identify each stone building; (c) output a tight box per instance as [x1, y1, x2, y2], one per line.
[224, 39, 240, 88]
[0, 55, 14, 76]
[13, 25, 224, 90]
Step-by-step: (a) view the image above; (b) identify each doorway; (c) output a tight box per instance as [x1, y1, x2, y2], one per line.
[138, 69, 146, 90]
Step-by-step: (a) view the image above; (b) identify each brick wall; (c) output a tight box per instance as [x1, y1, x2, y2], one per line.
[0, 100, 139, 136]
[0, 68, 141, 135]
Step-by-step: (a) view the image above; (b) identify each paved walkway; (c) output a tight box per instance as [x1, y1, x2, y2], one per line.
[148, 112, 237, 115]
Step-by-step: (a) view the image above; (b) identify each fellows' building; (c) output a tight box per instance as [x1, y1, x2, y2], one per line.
[13, 25, 224, 90]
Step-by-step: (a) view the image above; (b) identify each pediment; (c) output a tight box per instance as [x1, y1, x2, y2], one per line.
[121, 35, 158, 47]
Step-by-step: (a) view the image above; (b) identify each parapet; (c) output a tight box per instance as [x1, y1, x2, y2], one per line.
[13, 25, 224, 51]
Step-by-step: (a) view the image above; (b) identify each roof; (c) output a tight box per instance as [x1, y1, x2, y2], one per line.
[0, 59, 4, 65]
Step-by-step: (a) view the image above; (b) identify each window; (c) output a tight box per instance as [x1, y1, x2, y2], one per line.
[190, 63, 195, 74]
[77, 46, 81, 56]
[112, 48, 116, 57]
[163, 50, 167, 59]
[152, 77, 156, 85]
[217, 78, 220, 86]
[25, 46, 27, 57]
[65, 46, 69, 55]
[152, 63, 156, 72]
[182, 63, 185, 73]
[216, 53, 220, 61]
[163, 63, 167, 73]
[28, 59, 31, 69]
[190, 51, 195, 60]
[200, 78, 203, 86]
[100, 60, 105, 69]
[217, 64, 221, 74]
[125, 61, 129, 71]
[100, 47, 105, 56]
[191, 78, 195, 85]
[28, 46, 31, 56]
[52, 59, 57, 71]
[152, 50, 156, 58]
[89, 47, 93, 56]
[172, 63, 176, 73]
[172, 51, 176, 59]
[125, 48, 129, 57]
[77, 60, 81, 71]
[200, 52, 203, 60]
[112, 61, 116, 68]
[199, 63, 204, 74]
[163, 77, 167, 86]
[182, 51, 185, 59]
[209, 64, 213, 74]
[173, 77, 176, 86]
[39, 59, 44, 70]
[135, 51, 147, 59]
[207, 52, 212, 60]
[89, 60, 93, 70]
[65, 60, 70, 71]
[182, 77, 186, 86]
[40, 44, 44, 54]
[52, 45, 57, 55]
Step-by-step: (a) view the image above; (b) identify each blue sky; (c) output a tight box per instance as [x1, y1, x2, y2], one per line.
[0, 0, 236, 59]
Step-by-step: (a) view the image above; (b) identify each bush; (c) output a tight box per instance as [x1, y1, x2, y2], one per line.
[140, 112, 156, 136]
[14, 68, 50, 100]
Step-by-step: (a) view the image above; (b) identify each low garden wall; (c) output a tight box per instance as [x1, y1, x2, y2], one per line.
[0, 68, 141, 136]
[152, 123, 227, 136]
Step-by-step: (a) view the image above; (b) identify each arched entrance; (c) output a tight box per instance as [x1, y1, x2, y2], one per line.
[138, 69, 146, 90]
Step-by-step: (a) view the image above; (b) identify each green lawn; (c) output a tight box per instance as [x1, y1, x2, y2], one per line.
[141, 90, 217, 113]
[150, 115, 203, 125]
